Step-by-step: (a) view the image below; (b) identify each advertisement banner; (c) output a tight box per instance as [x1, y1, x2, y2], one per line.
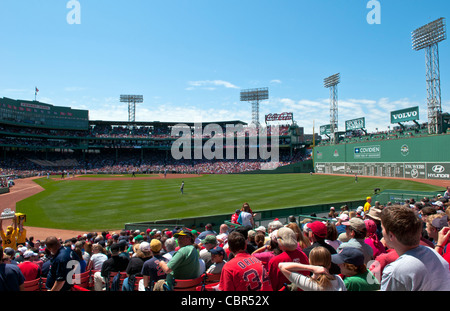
[345, 117, 365, 131]
[390, 106, 419, 124]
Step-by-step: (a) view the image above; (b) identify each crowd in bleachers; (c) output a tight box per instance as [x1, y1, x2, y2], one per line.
[0, 123, 292, 140]
[1, 189, 450, 292]
[0, 148, 305, 178]
[319, 122, 433, 146]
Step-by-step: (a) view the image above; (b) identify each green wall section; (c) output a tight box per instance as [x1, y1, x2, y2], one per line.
[314, 134, 450, 180]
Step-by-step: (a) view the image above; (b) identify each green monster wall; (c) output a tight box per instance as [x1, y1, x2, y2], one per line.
[313, 134, 450, 180]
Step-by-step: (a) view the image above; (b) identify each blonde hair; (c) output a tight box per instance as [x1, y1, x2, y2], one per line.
[427, 213, 446, 229]
[286, 222, 311, 249]
[308, 247, 335, 289]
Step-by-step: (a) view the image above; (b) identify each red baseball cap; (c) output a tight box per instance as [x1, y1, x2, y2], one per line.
[308, 221, 327, 238]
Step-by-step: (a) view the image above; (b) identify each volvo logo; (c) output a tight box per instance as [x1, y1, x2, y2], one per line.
[432, 165, 445, 173]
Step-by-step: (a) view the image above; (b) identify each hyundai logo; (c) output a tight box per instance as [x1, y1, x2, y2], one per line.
[432, 165, 445, 173]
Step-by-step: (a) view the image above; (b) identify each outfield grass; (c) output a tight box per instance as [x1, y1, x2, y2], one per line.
[16, 174, 443, 231]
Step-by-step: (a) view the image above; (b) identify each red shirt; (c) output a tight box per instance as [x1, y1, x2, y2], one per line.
[442, 247, 450, 270]
[18, 261, 41, 281]
[231, 213, 239, 224]
[267, 249, 309, 291]
[219, 252, 272, 291]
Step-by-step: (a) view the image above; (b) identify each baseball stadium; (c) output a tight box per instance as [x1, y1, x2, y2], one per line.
[0, 92, 448, 236]
[1, 1, 450, 295]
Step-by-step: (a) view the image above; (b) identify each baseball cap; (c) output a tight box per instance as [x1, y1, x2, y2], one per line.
[23, 250, 37, 258]
[150, 239, 162, 253]
[209, 246, 225, 257]
[133, 235, 144, 242]
[308, 221, 328, 238]
[343, 218, 366, 232]
[255, 226, 266, 233]
[276, 227, 298, 250]
[174, 230, 193, 238]
[201, 235, 217, 245]
[338, 214, 349, 221]
[331, 247, 365, 266]
[139, 241, 150, 252]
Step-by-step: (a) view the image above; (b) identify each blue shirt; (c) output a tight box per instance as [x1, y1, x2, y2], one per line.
[0, 263, 25, 291]
[46, 246, 80, 291]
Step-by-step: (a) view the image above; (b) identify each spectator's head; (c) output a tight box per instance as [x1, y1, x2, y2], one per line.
[227, 231, 247, 254]
[268, 220, 283, 233]
[254, 232, 266, 248]
[165, 237, 176, 253]
[276, 227, 298, 251]
[174, 230, 194, 247]
[44, 236, 61, 255]
[343, 218, 367, 239]
[285, 222, 301, 241]
[150, 239, 162, 255]
[5, 225, 14, 235]
[326, 222, 339, 241]
[201, 235, 218, 250]
[381, 205, 422, 250]
[331, 247, 365, 277]
[205, 223, 213, 231]
[426, 214, 449, 241]
[110, 243, 120, 256]
[209, 246, 226, 263]
[364, 219, 378, 236]
[23, 250, 37, 261]
[219, 224, 229, 234]
[365, 207, 382, 223]
[308, 221, 328, 241]
[242, 202, 251, 212]
[309, 246, 334, 288]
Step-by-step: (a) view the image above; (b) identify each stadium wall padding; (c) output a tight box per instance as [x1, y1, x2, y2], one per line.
[313, 134, 450, 180]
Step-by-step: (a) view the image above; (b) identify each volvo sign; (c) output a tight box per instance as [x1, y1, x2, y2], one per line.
[390, 106, 419, 124]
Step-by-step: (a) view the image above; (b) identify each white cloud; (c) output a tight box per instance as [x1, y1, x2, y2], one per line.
[270, 79, 282, 84]
[187, 80, 239, 90]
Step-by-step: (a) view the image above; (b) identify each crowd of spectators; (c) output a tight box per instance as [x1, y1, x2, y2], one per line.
[1, 189, 449, 291]
[0, 147, 306, 178]
[319, 122, 432, 146]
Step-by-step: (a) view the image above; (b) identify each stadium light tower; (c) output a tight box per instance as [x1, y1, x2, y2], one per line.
[324, 73, 340, 144]
[412, 17, 447, 134]
[120, 95, 143, 125]
[240, 87, 269, 128]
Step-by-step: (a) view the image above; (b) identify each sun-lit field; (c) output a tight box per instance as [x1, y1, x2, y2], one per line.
[16, 173, 443, 231]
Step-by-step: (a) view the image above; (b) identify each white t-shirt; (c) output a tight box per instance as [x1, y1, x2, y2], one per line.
[288, 272, 347, 291]
[90, 253, 108, 270]
[238, 211, 253, 227]
[381, 245, 450, 291]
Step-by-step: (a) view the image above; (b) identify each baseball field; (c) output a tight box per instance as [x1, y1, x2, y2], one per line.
[14, 173, 444, 232]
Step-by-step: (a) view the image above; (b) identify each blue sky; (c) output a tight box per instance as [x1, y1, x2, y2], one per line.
[0, 0, 449, 134]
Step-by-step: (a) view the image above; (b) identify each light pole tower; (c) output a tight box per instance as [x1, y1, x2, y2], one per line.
[412, 17, 447, 134]
[120, 95, 143, 128]
[324, 73, 340, 144]
[240, 87, 269, 128]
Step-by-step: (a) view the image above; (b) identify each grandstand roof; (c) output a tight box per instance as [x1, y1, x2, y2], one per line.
[88, 120, 248, 127]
